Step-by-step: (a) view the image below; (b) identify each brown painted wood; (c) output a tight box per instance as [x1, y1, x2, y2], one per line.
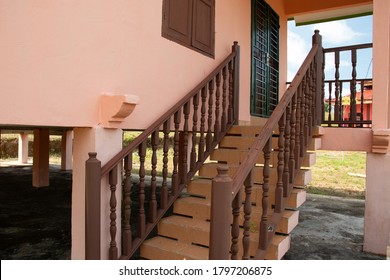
[191, 93, 199, 171]
[109, 166, 118, 260]
[275, 112, 285, 214]
[161, 120, 170, 209]
[214, 72, 221, 141]
[230, 190, 241, 260]
[138, 142, 146, 238]
[242, 171, 253, 260]
[149, 131, 159, 223]
[123, 155, 132, 256]
[206, 79, 214, 151]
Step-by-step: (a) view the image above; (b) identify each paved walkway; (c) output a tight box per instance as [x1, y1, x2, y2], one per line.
[284, 193, 385, 260]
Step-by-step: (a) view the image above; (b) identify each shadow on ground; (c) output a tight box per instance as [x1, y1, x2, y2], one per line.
[0, 165, 385, 260]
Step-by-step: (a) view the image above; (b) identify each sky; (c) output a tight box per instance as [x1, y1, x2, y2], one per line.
[287, 15, 373, 86]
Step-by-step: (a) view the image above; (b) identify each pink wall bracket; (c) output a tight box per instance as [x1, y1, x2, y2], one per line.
[99, 93, 139, 128]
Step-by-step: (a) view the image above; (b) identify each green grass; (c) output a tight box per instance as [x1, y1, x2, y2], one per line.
[307, 150, 366, 199]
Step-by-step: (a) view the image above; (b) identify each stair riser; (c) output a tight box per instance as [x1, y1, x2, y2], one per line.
[199, 164, 312, 186]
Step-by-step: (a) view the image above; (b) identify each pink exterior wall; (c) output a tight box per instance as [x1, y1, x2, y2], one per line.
[321, 128, 372, 151]
[0, 0, 253, 129]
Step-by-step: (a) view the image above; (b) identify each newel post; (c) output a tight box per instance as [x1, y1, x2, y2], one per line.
[209, 166, 232, 260]
[232, 41, 240, 125]
[312, 30, 323, 126]
[85, 152, 102, 260]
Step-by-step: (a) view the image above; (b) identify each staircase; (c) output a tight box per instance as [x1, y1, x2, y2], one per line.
[140, 124, 323, 260]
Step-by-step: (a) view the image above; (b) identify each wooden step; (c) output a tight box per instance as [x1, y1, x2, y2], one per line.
[287, 187, 306, 208]
[187, 178, 306, 210]
[158, 216, 210, 246]
[227, 125, 263, 136]
[265, 234, 291, 260]
[174, 195, 299, 234]
[140, 236, 208, 260]
[210, 148, 275, 165]
[199, 163, 312, 186]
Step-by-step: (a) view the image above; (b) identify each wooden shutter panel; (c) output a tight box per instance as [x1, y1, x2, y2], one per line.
[162, 0, 193, 45]
[192, 0, 215, 56]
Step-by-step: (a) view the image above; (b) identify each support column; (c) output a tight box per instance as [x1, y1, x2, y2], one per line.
[18, 132, 29, 164]
[71, 126, 122, 260]
[32, 129, 50, 187]
[364, 0, 390, 256]
[364, 153, 390, 255]
[61, 130, 73, 171]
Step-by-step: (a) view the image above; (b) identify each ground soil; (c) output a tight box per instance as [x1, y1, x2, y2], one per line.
[0, 165, 71, 260]
[0, 165, 385, 260]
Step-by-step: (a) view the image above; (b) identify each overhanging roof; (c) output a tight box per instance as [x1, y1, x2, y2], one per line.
[292, 3, 373, 25]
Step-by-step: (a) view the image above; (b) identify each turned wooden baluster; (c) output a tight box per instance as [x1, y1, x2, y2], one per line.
[198, 87, 207, 162]
[334, 51, 340, 123]
[290, 92, 297, 184]
[242, 171, 253, 260]
[284, 102, 291, 196]
[161, 119, 170, 209]
[228, 61, 234, 124]
[350, 49, 357, 126]
[360, 80, 365, 126]
[221, 66, 228, 132]
[109, 165, 118, 259]
[172, 109, 181, 196]
[138, 142, 146, 238]
[308, 62, 314, 135]
[214, 72, 221, 141]
[149, 131, 159, 223]
[328, 82, 333, 126]
[191, 93, 199, 172]
[295, 83, 302, 170]
[181, 101, 190, 184]
[300, 76, 306, 158]
[303, 75, 310, 149]
[259, 138, 271, 250]
[123, 155, 132, 256]
[206, 80, 214, 151]
[275, 112, 285, 213]
[231, 190, 241, 260]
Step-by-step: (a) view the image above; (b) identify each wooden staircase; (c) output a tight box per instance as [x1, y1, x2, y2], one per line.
[140, 125, 323, 260]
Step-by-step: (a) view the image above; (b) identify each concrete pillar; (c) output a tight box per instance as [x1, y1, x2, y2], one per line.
[364, 153, 390, 255]
[61, 130, 73, 171]
[363, 0, 390, 256]
[32, 129, 50, 187]
[18, 132, 29, 164]
[71, 126, 122, 260]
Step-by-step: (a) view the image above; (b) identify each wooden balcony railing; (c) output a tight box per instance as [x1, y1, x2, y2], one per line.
[322, 43, 373, 127]
[85, 42, 240, 260]
[209, 31, 324, 259]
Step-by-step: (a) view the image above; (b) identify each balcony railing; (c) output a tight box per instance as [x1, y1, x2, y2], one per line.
[322, 43, 373, 127]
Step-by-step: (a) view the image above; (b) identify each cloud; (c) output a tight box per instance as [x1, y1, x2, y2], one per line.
[313, 21, 362, 45]
[287, 30, 310, 80]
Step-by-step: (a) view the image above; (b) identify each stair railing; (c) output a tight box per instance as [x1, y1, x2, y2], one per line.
[209, 31, 324, 259]
[85, 42, 240, 260]
[322, 43, 373, 127]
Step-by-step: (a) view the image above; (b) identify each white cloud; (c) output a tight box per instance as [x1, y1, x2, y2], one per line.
[313, 21, 362, 45]
[287, 30, 310, 80]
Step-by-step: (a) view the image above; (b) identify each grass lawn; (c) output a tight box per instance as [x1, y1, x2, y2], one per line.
[307, 150, 366, 199]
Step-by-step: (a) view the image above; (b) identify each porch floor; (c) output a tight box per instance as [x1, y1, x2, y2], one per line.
[0, 165, 384, 260]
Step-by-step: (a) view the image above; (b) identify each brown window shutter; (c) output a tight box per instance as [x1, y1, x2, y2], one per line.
[162, 0, 193, 46]
[191, 0, 215, 57]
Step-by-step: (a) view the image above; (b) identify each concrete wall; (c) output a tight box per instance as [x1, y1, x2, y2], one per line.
[0, 0, 253, 129]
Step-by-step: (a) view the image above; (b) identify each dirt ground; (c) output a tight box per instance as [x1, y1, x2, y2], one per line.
[0, 164, 385, 260]
[0, 165, 71, 260]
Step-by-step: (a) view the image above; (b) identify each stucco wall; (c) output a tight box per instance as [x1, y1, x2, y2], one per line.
[0, 0, 254, 129]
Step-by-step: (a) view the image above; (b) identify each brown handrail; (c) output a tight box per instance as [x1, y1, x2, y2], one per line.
[85, 42, 240, 260]
[209, 31, 324, 260]
[232, 41, 320, 196]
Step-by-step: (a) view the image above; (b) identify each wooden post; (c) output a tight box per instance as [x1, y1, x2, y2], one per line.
[312, 30, 323, 126]
[85, 152, 101, 260]
[209, 166, 232, 260]
[232, 42, 240, 125]
[32, 128, 50, 187]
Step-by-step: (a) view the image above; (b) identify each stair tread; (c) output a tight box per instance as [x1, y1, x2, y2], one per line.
[141, 236, 209, 260]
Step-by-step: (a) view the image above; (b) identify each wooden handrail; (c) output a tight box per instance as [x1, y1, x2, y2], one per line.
[85, 42, 240, 260]
[209, 30, 324, 260]
[231, 43, 320, 197]
[101, 44, 239, 177]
